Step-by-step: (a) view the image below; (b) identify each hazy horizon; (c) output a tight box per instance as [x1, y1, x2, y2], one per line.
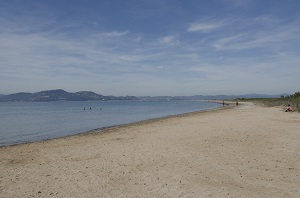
[0, 88, 291, 98]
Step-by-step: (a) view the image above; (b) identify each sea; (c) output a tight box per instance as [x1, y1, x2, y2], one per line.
[0, 100, 221, 146]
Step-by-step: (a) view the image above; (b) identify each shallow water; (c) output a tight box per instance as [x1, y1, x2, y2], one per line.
[0, 100, 221, 146]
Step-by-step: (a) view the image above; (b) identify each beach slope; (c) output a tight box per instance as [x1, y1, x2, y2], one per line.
[1, 103, 299, 197]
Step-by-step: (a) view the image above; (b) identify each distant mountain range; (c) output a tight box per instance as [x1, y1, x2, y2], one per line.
[0, 89, 289, 102]
[0, 89, 137, 102]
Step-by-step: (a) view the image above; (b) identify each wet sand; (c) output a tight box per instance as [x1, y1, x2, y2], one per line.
[0, 102, 299, 197]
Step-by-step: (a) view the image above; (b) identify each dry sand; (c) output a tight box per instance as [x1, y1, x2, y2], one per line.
[0, 102, 299, 198]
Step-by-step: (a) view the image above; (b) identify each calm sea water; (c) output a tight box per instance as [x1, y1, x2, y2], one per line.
[0, 100, 221, 146]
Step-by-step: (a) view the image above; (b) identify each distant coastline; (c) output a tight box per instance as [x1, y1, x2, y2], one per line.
[0, 89, 287, 102]
[0, 89, 138, 102]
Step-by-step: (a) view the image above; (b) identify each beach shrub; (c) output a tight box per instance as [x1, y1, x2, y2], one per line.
[244, 91, 300, 112]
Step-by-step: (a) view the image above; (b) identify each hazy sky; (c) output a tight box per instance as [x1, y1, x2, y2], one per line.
[1, 0, 299, 96]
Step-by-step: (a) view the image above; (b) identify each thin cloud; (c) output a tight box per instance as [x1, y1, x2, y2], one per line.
[230, 0, 251, 6]
[212, 34, 250, 50]
[187, 22, 221, 33]
[157, 35, 180, 46]
[219, 0, 251, 7]
[96, 31, 129, 38]
[212, 17, 300, 51]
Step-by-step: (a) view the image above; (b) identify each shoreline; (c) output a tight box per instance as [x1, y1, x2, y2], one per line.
[1, 101, 228, 148]
[73, 102, 234, 139]
[1, 102, 299, 197]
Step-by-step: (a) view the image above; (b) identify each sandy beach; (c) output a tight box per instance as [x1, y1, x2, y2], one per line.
[0, 102, 299, 198]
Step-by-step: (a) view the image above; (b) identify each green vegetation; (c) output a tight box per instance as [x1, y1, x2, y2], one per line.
[283, 92, 300, 102]
[238, 91, 300, 112]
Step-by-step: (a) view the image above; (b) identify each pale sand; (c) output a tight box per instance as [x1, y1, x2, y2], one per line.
[0, 103, 299, 198]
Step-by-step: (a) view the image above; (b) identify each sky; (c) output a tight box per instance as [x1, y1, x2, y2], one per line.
[0, 0, 299, 96]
